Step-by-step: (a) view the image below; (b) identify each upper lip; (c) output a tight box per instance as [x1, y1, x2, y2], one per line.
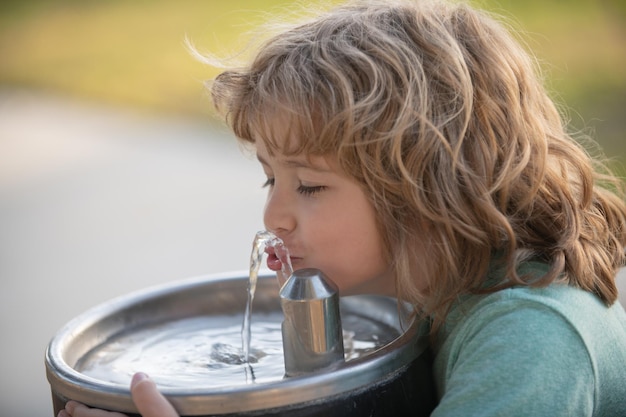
[265, 244, 299, 256]
[264, 246, 302, 263]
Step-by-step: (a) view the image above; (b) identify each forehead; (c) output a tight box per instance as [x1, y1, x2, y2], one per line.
[254, 132, 335, 170]
[249, 109, 324, 158]
[254, 133, 333, 166]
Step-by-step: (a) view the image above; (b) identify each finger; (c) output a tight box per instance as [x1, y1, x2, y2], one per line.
[130, 373, 179, 417]
[64, 401, 128, 417]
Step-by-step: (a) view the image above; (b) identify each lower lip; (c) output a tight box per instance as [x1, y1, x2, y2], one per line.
[266, 253, 282, 272]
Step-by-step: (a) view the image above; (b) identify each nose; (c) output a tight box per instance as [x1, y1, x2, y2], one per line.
[263, 185, 296, 237]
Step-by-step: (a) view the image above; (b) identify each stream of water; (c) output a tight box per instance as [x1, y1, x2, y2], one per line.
[241, 231, 293, 363]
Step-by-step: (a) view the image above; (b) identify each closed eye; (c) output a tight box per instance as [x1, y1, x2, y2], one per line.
[262, 178, 325, 196]
[297, 185, 327, 196]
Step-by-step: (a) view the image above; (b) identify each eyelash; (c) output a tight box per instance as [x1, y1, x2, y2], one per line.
[262, 178, 326, 196]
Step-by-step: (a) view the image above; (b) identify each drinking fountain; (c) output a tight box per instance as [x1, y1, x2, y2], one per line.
[46, 269, 437, 416]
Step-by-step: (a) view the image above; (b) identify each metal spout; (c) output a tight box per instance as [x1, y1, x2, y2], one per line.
[279, 268, 345, 376]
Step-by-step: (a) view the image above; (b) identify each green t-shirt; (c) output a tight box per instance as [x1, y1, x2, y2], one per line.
[432, 278, 626, 416]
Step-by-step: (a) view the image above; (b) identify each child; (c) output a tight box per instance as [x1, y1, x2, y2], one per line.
[60, 0, 626, 416]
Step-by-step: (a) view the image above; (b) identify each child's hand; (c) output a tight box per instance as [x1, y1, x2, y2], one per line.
[58, 401, 128, 417]
[58, 373, 179, 417]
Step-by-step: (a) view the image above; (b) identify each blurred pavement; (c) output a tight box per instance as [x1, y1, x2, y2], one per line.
[0, 90, 266, 416]
[0, 90, 624, 417]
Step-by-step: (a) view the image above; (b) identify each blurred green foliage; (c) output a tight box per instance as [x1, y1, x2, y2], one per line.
[0, 0, 302, 118]
[0, 0, 624, 172]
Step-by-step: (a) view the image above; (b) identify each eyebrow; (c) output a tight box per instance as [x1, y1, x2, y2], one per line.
[256, 154, 332, 172]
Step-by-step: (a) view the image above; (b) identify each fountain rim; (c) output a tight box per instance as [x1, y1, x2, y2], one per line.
[45, 270, 430, 415]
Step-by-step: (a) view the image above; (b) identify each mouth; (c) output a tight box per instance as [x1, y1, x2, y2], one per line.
[265, 250, 282, 272]
[265, 246, 300, 272]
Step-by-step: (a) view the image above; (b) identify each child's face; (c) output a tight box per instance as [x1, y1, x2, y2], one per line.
[255, 138, 395, 297]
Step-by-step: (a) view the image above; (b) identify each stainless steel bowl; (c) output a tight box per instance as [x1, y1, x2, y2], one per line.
[46, 271, 436, 416]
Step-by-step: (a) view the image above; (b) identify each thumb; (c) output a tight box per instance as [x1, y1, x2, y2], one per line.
[130, 373, 179, 417]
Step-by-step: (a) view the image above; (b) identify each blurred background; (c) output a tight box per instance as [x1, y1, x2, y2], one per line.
[0, 1, 624, 416]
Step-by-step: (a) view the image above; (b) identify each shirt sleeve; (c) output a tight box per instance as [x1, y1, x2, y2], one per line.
[431, 299, 596, 417]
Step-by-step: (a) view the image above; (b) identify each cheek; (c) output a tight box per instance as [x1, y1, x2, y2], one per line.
[329, 215, 387, 276]
[327, 239, 391, 296]
[351, 235, 388, 272]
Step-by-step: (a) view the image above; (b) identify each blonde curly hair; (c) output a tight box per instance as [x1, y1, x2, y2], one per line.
[210, 0, 626, 327]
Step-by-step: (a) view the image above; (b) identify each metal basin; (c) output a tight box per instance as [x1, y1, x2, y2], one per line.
[46, 271, 436, 416]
